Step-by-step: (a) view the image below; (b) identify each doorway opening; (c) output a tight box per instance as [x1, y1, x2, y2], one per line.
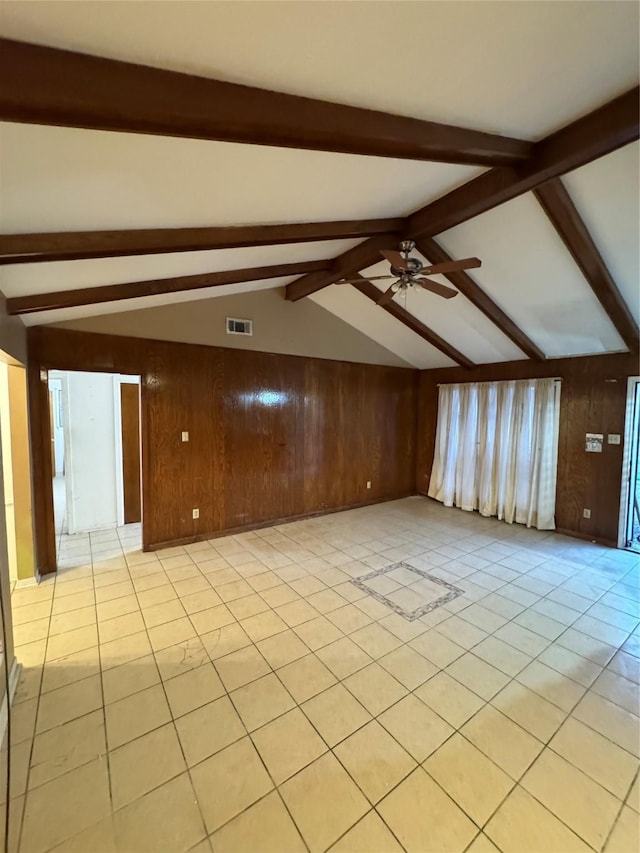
[48, 370, 142, 569]
[620, 376, 640, 552]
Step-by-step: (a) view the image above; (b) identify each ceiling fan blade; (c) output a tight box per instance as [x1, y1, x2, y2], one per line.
[415, 278, 458, 299]
[377, 284, 397, 305]
[380, 249, 410, 270]
[337, 275, 395, 285]
[423, 257, 481, 275]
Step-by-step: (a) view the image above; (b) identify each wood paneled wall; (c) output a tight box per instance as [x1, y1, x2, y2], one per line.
[28, 328, 418, 572]
[417, 352, 638, 546]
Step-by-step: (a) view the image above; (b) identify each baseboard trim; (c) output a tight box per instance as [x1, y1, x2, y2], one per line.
[144, 492, 417, 552]
[0, 658, 22, 745]
[555, 528, 617, 549]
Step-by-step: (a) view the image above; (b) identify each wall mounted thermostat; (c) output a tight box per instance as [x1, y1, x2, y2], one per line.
[607, 434, 621, 445]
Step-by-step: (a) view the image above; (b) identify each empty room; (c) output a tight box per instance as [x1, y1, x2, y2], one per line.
[0, 2, 638, 852]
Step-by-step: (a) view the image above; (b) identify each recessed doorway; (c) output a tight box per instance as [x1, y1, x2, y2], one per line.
[620, 376, 640, 552]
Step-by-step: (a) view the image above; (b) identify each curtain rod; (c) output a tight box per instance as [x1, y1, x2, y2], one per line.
[437, 377, 562, 386]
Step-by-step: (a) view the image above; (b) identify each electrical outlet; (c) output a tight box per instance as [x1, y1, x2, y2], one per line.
[366, 481, 371, 489]
[583, 508, 591, 519]
[181, 431, 189, 442]
[192, 508, 199, 519]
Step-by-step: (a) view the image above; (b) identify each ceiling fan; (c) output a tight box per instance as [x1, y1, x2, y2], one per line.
[337, 240, 481, 305]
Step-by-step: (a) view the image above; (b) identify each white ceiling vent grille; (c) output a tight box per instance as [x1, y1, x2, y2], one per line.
[226, 317, 253, 336]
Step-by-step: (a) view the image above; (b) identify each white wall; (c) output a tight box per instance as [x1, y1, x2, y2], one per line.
[62, 371, 140, 534]
[48, 378, 65, 474]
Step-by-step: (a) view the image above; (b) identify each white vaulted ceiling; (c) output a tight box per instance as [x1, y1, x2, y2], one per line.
[0, 1, 638, 368]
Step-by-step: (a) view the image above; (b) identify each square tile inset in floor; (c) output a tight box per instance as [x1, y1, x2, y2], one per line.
[350, 561, 464, 621]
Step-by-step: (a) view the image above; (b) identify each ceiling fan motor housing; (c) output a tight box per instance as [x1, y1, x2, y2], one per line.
[390, 256, 423, 278]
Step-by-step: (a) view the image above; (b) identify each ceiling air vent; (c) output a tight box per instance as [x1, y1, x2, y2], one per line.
[226, 317, 253, 336]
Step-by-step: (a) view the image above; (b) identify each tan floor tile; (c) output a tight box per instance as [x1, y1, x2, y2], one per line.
[0, 738, 31, 801]
[110, 722, 186, 809]
[327, 604, 373, 634]
[446, 652, 511, 701]
[227, 592, 270, 620]
[13, 666, 43, 706]
[201, 623, 252, 660]
[379, 611, 430, 642]
[51, 590, 95, 616]
[491, 680, 567, 742]
[261, 584, 300, 608]
[521, 749, 620, 849]
[330, 811, 402, 852]
[137, 583, 178, 609]
[302, 683, 371, 747]
[94, 580, 135, 604]
[141, 598, 186, 628]
[155, 636, 209, 681]
[436, 614, 489, 650]
[592, 668, 640, 715]
[147, 616, 196, 652]
[280, 752, 369, 853]
[29, 709, 105, 789]
[96, 594, 139, 623]
[627, 772, 639, 812]
[105, 683, 171, 749]
[49, 816, 115, 853]
[97, 610, 145, 645]
[252, 708, 327, 783]
[464, 832, 501, 853]
[409, 629, 466, 668]
[189, 604, 236, 635]
[36, 674, 103, 733]
[216, 579, 254, 602]
[379, 694, 454, 762]
[350, 623, 402, 660]
[609, 649, 640, 685]
[472, 635, 532, 676]
[45, 624, 98, 662]
[113, 772, 206, 853]
[306, 588, 347, 614]
[415, 671, 484, 729]
[462, 704, 544, 779]
[215, 644, 271, 691]
[100, 630, 152, 671]
[606, 804, 640, 853]
[293, 615, 343, 651]
[550, 716, 638, 798]
[344, 663, 407, 716]
[379, 645, 437, 690]
[180, 588, 223, 615]
[378, 767, 477, 853]
[41, 645, 100, 695]
[20, 758, 111, 853]
[13, 618, 52, 647]
[276, 600, 320, 628]
[101, 655, 160, 705]
[494, 621, 550, 656]
[316, 636, 373, 680]
[211, 790, 306, 853]
[572, 690, 640, 757]
[231, 672, 295, 731]
[485, 786, 592, 853]
[425, 733, 514, 826]
[12, 601, 52, 626]
[48, 606, 97, 637]
[191, 737, 273, 833]
[278, 653, 337, 703]
[175, 695, 245, 766]
[537, 643, 603, 688]
[257, 629, 309, 669]
[241, 610, 288, 642]
[164, 662, 224, 718]
[335, 720, 415, 804]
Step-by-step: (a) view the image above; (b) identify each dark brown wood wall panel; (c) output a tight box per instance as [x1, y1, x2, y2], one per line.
[416, 352, 637, 546]
[28, 327, 418, 568]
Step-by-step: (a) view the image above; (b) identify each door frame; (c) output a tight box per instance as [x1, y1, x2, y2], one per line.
[618, 375, 640, 549]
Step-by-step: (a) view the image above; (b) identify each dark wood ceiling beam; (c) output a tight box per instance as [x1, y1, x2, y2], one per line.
[534, 178, 639, 354]
[414, 237, 546, 361]
[6, 259, 329, 315]
[0, 38, 532, 167]
[351, 275, 475, 369]
[286, 86, 639, 301]
[0, 218, 404, 265]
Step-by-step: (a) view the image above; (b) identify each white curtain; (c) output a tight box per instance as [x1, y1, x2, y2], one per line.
[428, 378, 561, 530]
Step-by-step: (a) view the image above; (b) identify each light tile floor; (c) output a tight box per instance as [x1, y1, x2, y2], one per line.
[5, 498, 640, 853]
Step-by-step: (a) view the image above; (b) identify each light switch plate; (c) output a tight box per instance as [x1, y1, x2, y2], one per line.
[181, 431, 189, 442]
[607, 434, 621, 445]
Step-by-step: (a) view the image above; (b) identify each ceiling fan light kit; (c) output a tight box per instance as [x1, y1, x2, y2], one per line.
[337, 239, 481, 305]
